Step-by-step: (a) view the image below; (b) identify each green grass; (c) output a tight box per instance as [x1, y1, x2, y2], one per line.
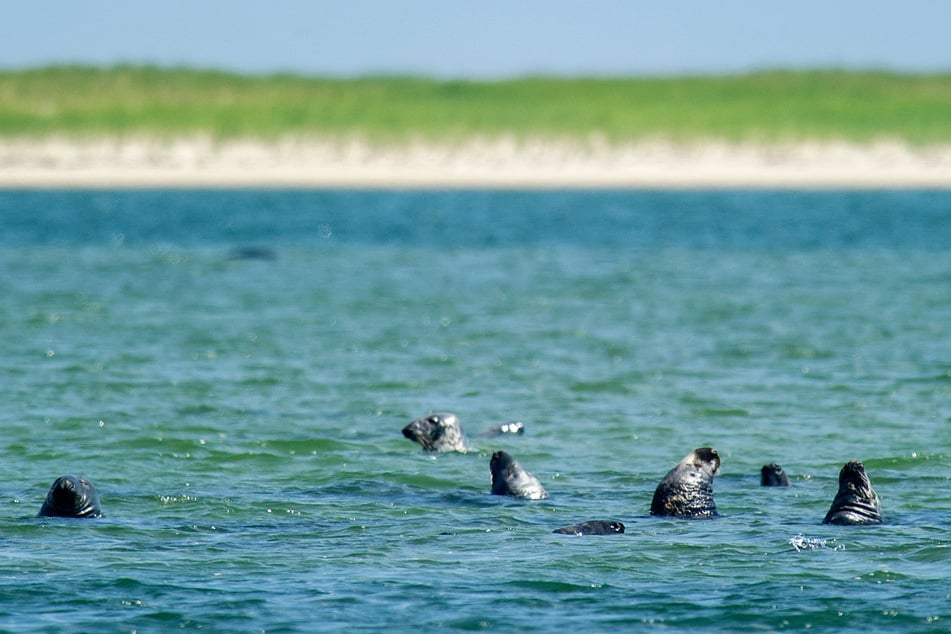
[1, 65, 949, 145]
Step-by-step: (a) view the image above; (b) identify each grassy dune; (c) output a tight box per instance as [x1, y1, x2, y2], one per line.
[1, 65, 950, 145]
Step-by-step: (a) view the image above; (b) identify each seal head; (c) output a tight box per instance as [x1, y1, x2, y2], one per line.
[761, 462, 790, 487]
[553, 520, 625, 536]
[489, 450, 548, 500]
[402, 412, 470, 453]
[822, 460, 882, 525]
[38, 475, 102, 518]
[650, 447, 720, 519]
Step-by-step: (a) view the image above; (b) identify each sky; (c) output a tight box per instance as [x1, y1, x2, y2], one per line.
[3, 1, 950, 78]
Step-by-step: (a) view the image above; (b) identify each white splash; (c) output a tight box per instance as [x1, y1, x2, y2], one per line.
[789, 534, 842, 552]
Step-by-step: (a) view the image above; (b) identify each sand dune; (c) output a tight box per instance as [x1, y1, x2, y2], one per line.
[2, 136, 950, 188]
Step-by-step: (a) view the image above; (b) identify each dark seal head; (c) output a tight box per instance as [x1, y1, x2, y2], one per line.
[38, 475, 102, 518]
[761, 463, 791, 487]
[822, 460, 882, 525]
[402, 412, 470, 453]
[553, 520, 625, 536]
[650, 447, 720, 519]
[489, 450, 548, 500]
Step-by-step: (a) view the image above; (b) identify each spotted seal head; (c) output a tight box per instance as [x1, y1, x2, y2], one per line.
[553, 520, 625, 536]
[822, 460, 882, 525]
[761, 462, 790, 487]
[650, 447, 720, 519]
[38, 475, 102, 518]
[402, 412, 470, 453]
[489, 450, 548, 500]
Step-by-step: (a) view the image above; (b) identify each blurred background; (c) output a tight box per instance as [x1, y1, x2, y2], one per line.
[3, 0, 951, 77]
[1, 1, 950, 184]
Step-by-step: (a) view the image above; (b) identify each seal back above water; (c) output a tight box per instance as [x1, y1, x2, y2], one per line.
[37, 475, 102, 518]
[489, 450, 548, 500]
[761, 462, 791, 487]
[402, 412, 470, 453]
[822, 460, 882, 525]
[650, 447, 720, 519]
[552, 520, 625, 536]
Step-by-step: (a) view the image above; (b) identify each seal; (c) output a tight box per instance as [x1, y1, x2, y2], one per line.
[650, 447, 720, 519]
[37, 475, 102, 518]
[553, 520, 625, 536]
[402, 412, 470, 453]
[489, 450, 548, 500]
[822, 460, 882, 525]
[227, 246, 277, 261]
[477, 421, 525, 437]
[761, 462, 791, 487]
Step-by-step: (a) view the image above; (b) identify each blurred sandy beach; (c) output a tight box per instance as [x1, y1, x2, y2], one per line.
[2, 136, 950, 188]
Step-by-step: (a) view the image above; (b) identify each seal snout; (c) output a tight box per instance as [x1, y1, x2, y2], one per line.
[50, 476, 79, 503]
[55, 476, 77, 492]
[761, 463, 790, 487]
[839, 460, 873, 494]
[840, 460, 868, 481]
[841, 460, 864, 473]
[693, 447, 720, 474]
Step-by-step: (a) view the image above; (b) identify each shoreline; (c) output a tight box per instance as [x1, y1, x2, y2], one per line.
[2, 136, 951, 189]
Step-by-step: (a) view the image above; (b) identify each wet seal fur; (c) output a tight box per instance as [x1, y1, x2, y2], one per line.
[553, 520, 625, 536]
[761, 462, 791, 487]
[650, 447, 720, 519]
[822, 460, 882, 525]
[402, 412, 470, 453]
[489, 451, 548, 500]
[38, 475, 102, 518]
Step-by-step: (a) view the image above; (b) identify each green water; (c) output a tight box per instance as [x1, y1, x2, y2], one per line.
[1, 190, 949, 632]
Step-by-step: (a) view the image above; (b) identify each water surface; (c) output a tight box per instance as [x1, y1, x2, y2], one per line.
[1, 189, 949, 632]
